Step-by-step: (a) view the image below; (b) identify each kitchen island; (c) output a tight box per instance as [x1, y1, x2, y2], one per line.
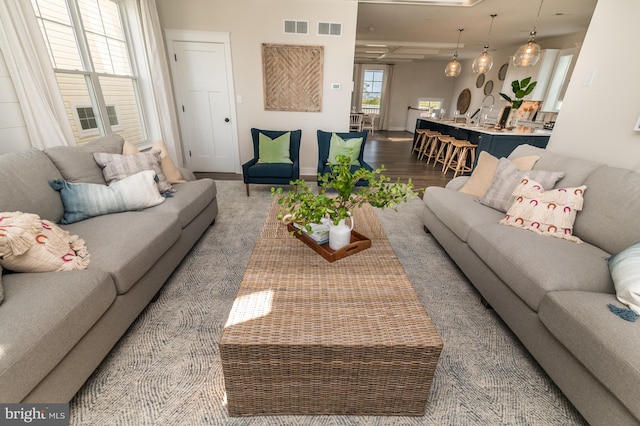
[415, 118, 551, 163]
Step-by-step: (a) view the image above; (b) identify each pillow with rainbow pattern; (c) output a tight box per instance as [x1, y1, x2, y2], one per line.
[499, 176, 586, 243]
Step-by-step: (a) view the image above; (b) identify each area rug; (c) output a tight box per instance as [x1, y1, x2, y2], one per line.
[69, 180, 586, 425]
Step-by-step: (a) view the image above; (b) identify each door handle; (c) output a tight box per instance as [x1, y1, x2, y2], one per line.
[224, 118, 230, 123]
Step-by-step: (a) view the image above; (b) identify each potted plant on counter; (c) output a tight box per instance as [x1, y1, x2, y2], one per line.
[272, 153, 417, 251]
[499, 76, 537, 109]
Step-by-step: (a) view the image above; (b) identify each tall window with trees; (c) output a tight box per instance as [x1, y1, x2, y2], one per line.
[361, 69, 384, 114]
[31, 0, 147, 145]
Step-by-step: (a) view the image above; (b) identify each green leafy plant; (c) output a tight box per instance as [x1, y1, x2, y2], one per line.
[271, 153, 417, 233]
[499, 77, 537, 109]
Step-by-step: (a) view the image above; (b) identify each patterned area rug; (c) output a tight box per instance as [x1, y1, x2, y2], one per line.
[69, 180, 586, 425]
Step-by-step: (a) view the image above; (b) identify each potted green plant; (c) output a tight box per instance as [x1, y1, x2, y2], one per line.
[499, 77, 537, 109]
[272, 153, 417, 250]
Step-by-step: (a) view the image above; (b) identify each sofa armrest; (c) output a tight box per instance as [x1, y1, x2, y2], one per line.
[179, 167, 196, 182]
[445, 176, 469, 191]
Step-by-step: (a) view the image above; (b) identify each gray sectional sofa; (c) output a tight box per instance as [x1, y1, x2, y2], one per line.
[422, 144, 640, 425]
[0, 135, 218, 403]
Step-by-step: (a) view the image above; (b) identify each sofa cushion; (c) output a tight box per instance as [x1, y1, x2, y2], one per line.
[62, 212, 181, 294]
[422, 187, 504, 242]
[467, 222, 613, 311]
[459, 151, 539, 198]
[0, 269, 115, 402]
[50, 170, 165, 224]
[44, 134, 125, 185]
[93, 151, 172, 194]
[509, 144, 602, 188]
[500, 178, 586, 243]
[573, 166, 640, 255]
[0, 212, 89, 272]
[0, 149, 64, 223]
[142, 179, 217, 229]
[478, 158, 564, 212]
[247, 163, 294, 179]
[539, 291, 640, 420]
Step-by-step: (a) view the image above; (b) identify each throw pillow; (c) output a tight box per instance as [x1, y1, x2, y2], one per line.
[43, 134, 125, 184]
[93, 150, 171, 193]
[478, 157, 564, 212]
[327, 133, 363, 166]
[609, 242, 640, 314]
[258, 132, 293, 164]
[0, 212, 89, 272]
[500, 177, 586, 243]
[459, 152, 540, 198]
[122, 140, 186, 184]
[49, 170, 165, 224]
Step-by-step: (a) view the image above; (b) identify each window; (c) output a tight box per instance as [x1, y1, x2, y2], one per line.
[361, 69, 383, 114]
[32, 0, 146, 145]
[418, 98, 444, 110]
[76, 105, 119, 133]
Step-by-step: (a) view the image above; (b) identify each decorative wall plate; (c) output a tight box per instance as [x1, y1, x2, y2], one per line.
[484, 80, 494, 95]
[476, 73, 485, 88]
[498, 63, 509, 81]
[457, 88, 471, 114]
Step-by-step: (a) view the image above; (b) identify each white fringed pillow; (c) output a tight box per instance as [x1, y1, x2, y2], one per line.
[0, 212, 90, 272]
[500, 177, 587, 243]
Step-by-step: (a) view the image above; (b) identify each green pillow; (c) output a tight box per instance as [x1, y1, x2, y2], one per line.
[327, 133, 362, 166]
[258, 132, 292, 164]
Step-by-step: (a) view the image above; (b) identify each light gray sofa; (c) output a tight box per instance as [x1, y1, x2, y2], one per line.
[422, 144, 640, 425]
[0, 135, 218, 403]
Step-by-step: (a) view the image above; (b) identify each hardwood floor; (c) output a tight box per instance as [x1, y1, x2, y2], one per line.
[195, 130, 454, 192]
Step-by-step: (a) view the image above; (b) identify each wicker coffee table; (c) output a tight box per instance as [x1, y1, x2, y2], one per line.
[219, 201, 443, 416]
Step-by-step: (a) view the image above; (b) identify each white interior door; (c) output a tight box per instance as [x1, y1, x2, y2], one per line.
[172, 41, 236, 172]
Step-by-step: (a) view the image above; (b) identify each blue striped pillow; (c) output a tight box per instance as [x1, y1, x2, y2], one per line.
[609, 241, 640, 314]
[49, 170, 165, 224]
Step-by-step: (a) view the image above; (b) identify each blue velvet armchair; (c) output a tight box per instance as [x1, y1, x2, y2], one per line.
[242, 128, 301, 195]
[316, 130, 372, 186]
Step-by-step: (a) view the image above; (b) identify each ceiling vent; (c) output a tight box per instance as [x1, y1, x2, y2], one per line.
[318, 22, 342, 37]
[284, 20, 309, 35]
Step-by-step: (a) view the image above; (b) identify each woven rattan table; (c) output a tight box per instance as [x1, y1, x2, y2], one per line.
[219, 201, 443, 416]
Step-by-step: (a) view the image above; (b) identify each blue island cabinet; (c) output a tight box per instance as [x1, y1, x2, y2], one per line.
[415, 118, 551, 163]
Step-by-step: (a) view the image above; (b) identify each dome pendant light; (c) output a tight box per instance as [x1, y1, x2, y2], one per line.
[513, 0, 544, 67]
[472, 14, 497, 74]
[445, 29, 464, 77]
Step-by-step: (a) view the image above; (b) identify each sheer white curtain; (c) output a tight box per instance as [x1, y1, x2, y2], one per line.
[139, 0, 183, 165]
[0, 0, 75, 148]
[379, 64, 394, 131]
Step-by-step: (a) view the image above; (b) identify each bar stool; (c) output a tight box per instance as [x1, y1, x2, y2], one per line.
[434, 135, 454, 171]
[418, 130, 440, 162]
[445, 139, 477, 178]
[411, 129, 430, 157]
[423, 132, 442, 165]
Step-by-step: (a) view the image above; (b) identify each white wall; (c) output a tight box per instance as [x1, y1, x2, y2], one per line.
[547, 0, 640, 171]
[0, 47, 31, 154]
[385, 60, 456, 131]
[156, 0, 358, 175]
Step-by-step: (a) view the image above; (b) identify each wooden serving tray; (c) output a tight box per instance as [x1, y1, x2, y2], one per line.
[286, 223, 371, 262]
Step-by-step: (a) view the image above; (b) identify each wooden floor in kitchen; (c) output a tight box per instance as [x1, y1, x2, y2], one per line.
[195, 130, 454, 191]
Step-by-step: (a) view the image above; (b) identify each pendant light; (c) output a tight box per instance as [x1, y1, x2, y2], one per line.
[513, 0, 544, 67]
[472, 14, 497, 74]
[445, 29, 464, 77]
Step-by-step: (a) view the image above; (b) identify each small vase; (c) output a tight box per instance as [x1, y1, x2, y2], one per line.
[328, 215, 354, 250]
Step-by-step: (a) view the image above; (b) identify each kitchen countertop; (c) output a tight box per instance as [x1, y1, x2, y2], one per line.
[419, 118, 552, 137]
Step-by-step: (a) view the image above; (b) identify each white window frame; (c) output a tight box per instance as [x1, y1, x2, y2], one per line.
[417, 98, 444, 110]
[32, 0, 159, 148]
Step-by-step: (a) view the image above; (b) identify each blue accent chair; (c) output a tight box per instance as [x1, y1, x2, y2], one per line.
[242, 128, 301, 196]
[316, 130, 372, 186]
